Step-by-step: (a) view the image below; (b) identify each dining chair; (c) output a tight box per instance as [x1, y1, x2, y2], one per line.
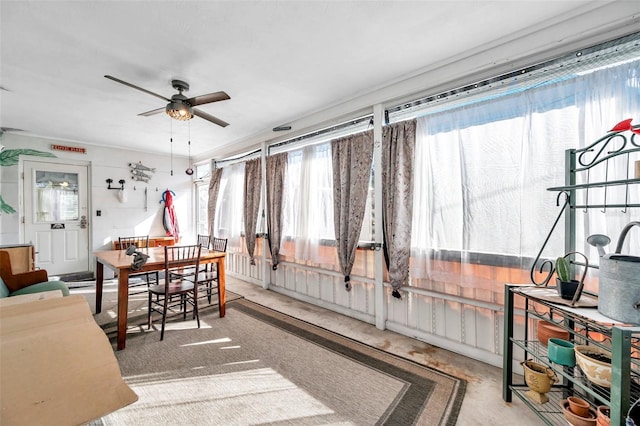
[118, 235, 158, 292]
[187, 237, 227, 304]
[147, 244, 202, 340]
[169, 234, 210, 280]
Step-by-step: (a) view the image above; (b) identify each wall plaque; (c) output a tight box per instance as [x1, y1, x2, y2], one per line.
[51, 144, 86, 154]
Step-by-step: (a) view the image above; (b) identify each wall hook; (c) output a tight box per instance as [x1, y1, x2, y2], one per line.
[106, 178, 125, 190]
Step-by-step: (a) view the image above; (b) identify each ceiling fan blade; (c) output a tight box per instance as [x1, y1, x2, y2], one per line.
[138, 107, 165, 117]
[187, 91, 230, 106]
[104, 75, 170, 102]
[193, 108, 229, 127]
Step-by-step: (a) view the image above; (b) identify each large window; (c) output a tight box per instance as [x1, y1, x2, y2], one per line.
[196, 38, 638, 282]
[409, 57, 640, 293]
[214, 162, 246, 252]
[281, 143, 335, 263]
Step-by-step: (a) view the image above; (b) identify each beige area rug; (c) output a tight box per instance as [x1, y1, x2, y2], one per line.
[72, 282, 465, 425]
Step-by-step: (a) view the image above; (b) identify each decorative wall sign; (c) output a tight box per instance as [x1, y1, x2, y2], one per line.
[51, 144, 86, 154]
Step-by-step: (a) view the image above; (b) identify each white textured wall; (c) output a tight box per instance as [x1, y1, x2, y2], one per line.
[0, 133, 194, 275]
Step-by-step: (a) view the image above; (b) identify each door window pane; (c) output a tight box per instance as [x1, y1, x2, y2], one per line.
[35, 171, 79, 222]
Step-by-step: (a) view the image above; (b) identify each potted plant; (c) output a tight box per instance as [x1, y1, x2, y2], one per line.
[555, 252, 588, 303]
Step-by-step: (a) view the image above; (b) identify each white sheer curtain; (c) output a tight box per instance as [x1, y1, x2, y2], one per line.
[574, 60, 640, 260]
[281, 142, 336, 264]
[411, 59, 640, 292]
[214, 162, 246, 253]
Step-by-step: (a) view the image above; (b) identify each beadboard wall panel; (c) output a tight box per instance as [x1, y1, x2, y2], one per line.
[225, 250, 523, 368]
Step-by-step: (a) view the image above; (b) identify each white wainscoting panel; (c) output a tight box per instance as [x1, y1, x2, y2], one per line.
[225, 251, 521, 368]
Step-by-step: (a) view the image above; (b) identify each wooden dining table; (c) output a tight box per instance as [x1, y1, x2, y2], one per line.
[94, 247, 226, 350]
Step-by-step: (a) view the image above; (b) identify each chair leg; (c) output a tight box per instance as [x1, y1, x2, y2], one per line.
[194, 293, 200, 329]
[182, 294, 187, 320]
[193, 291, 198, 319]
[147, 292, 153, 330]
[160, 296, 169, 341]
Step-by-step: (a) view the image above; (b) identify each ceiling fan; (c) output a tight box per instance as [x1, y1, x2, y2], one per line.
[104, 75, 230, 127]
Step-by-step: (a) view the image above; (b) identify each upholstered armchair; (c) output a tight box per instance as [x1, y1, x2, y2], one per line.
[0, 250, 69, 298]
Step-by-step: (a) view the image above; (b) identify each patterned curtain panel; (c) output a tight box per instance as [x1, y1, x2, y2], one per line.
[266, 152, 287, 269]
[243, 158, 262, 265]
[207, 165, 224, 238]
[331, 130, 373, 290]
[382, 119, 417, 299]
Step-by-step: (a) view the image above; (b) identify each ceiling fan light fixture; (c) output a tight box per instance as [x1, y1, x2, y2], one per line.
[166, 101, 193, 121]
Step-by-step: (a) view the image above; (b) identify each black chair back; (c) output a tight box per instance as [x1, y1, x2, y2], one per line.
[119, 235, 150, 250]
[164, 244, 202, 287]
[212, 237, 228, 252]
[196, 234, 211, 250]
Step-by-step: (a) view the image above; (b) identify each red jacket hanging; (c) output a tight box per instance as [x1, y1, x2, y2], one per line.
[162, 189, 180, 242]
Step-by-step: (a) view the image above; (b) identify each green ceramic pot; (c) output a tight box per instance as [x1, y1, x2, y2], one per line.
[548, 338, 575, 367]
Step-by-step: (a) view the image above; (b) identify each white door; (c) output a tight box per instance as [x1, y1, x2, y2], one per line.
[23, 160, 89, 275]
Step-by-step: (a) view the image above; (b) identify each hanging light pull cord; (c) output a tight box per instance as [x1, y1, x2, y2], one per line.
[185, 120, 194, 175]
[170, 120, 174, 176]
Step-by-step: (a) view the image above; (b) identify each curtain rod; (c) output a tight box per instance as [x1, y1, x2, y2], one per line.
[268, 114, 373, 153]
[214, 115, 374, 166]
[214, 148, 262, 169]
[387, 31, 640, 116]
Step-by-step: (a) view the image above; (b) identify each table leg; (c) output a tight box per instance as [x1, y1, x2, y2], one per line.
[116, 270, 130, 350]
[217, 258, 226, 318]
[95, 259, 104, 314]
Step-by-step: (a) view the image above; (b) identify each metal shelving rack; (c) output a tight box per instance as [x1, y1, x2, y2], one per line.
[503, 284, 640, 425]
[504, 123, 640, 425]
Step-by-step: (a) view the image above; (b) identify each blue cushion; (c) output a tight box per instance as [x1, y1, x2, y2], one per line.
[11, 280, 70, 297]
[0, 277, 9, 298]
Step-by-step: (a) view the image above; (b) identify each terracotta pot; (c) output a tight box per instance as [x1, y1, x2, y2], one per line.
[574, 345, 612, 388]
[568, 396, 590, 417]
[596, 406, 610, 426]
[561, 399, 597, 426]
[537, 320, 570, 346]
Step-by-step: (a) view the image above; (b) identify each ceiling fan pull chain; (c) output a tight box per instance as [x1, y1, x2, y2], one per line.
[186, 121, 194, 175]
[170, 120, 174, 176]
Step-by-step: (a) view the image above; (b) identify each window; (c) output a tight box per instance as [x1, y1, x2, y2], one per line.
[281, 143, 334, 262]
[214, 163, 245, 252]
[195, 162, 211, 180]
[35, 171, 79, 222]
[409, 57, 640, 294]
[195, 182, 209, 236]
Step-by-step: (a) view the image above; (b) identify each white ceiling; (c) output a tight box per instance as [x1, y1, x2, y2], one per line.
[1, 1, 639, 160]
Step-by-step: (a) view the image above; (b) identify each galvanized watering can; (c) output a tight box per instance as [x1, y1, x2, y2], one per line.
[597, 221, 640, 324]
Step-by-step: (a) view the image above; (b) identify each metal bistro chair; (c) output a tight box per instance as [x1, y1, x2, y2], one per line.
[118, 236, 158, 292]
[187, 237, 227, 305]
[147, 244, 202, 340]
